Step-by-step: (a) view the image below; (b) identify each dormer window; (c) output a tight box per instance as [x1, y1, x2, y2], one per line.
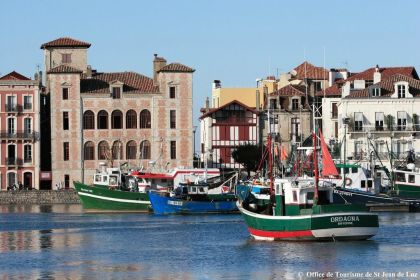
[398, 85, 406, 98]
[371, 87, 381, 97]
[110, 80, 124, 99]
[291, 99, 299, 110]
[112, 87, 121, 99]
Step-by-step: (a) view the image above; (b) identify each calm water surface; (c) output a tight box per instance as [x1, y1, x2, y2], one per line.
[0, 205, 419, 280]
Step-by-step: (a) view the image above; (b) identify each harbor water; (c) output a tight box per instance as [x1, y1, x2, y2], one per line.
[1, 205, 419, 280]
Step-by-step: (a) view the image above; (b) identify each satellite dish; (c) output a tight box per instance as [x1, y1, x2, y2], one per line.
[290, 70, 297, 76]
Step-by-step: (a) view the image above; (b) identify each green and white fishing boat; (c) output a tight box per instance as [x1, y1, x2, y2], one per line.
[73, 166, 151, 213]
[237, 131, 379, 241]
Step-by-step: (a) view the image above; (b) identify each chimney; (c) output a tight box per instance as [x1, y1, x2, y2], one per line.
[86, 65, 92, 78]
[153, 54, 167, 86]
[212, 80, 221, 89]
[205, 97, 210, 109]
[373, 64, 381, 84]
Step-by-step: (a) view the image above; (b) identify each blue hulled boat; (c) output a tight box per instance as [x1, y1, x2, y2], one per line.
[149, 181, 237, 214]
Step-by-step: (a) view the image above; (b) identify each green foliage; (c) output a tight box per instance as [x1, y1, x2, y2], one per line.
[231, 143, 264, 176]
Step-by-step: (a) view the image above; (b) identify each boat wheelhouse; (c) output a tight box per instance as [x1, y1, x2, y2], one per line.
[394, 164, 420, 198]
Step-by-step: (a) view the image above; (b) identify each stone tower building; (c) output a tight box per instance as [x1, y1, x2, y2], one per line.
[41, 37, 195, 188]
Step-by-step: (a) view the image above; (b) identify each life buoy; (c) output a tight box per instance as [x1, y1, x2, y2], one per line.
[345, 178, 352, 186]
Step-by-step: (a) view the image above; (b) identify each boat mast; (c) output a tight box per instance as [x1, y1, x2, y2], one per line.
[312, 104, 319, 206]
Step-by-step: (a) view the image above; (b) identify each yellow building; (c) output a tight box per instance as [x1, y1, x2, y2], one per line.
[211, 78, 277, 109]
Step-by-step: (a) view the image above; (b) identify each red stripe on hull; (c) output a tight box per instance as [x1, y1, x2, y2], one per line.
[248, 228, 313, 238]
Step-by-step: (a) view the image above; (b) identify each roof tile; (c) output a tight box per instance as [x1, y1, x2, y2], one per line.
[293, 61, 329, 80]
[0, 71, 31, 80]
[41, 37, 91, 49]
[80, 72, 159, 93]
[47, 65, 83, 74]
[158, 63, 195, 73]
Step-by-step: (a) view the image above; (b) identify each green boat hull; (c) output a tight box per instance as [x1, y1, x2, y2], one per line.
[73, 181, 151, 212]
[237, 202, 379, 241]
[394, 183, 420, 199]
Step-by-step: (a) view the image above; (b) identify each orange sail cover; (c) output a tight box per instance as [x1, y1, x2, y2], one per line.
[319, 131, 339, 177]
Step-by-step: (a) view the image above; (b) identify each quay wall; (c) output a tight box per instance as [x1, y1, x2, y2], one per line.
[0, 190, 80, 205]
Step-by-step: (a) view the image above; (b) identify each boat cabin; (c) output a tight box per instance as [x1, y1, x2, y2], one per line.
[174, 183, 209, 196]
[274, 178, 334, 216]
[325, 164, 379, 194]
[93, 167, 121, 188]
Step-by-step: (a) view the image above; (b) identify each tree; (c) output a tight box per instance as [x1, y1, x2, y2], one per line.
[232, 143, 264, 177]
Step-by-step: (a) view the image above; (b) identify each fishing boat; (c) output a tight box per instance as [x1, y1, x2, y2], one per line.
[237, 130, 379, 241]
[73, 163, 221, 212]
[148, 173, 238, 214]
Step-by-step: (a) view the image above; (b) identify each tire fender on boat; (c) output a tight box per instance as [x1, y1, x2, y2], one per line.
[345, 178, 352, 186]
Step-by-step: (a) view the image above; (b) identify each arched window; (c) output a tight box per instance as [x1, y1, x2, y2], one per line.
[139, 110, 151, 129]
[126, 140, 137, 159]
[83, 111, 95, 129]
[112, 141, 123, 160]
[139, 140, 151, 159]
[126, 110, 137, 129]
[98, 110, 108, 129]
[84, 141, 95, 160]
[111, 110, 123, 129]
[98, 141, 109, 160]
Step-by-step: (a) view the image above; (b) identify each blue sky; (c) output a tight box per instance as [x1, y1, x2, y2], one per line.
[1, 0, 420, 126]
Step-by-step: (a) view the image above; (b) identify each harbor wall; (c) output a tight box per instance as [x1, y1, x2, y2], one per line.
[0, 190, 80, 205]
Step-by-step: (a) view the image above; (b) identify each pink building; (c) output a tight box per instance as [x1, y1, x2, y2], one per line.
[41, 37, 195, 187]
[0, 71, 41, 190]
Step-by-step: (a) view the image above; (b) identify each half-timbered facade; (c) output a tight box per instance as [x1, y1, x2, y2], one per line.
[200, 100, 259, 169]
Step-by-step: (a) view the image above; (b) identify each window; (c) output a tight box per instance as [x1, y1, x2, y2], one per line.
[64, 175, 70, 189]
[24, 145, 32, 163]
[6, 96, 16, 111]
[84, 141, 95, 160]
[397, 111, 407, 131]
[365, 80, 373, 87]
[361, 181, 366, 188]
[63, 142, 69, 161]
[269, 98, 277, 109]
[352, 167, 358, 173]
[139, 110, 151, 128]
[62, 54, 72, 64]
[63, 112, 69, 130]
[409, 175, 415, 183]
[126, 141, 137, 159]
[62, 88, 69, 100]
[112, 87, 121, 99]
[8, 118, 15, 135]
[98, 110, 108, 129]
[170, 110, 176, 128]
[354, 141, 363, 159]
[24, 96, 32, 110]
[375, 112, 384, 131]
[24, 118, 32, 136]
[371, 87, 381, 97]
[331, 102, 338, 119]
[83, 111, 95, 129]
[398, 85, 406, 98]
[291, 99, 299, 110]
[354, 112, 363, 131]
[169, 86, 176, 98]
[98, 141, 109, 160]
[126, 110, 137, 129]
[313, 81, 322, 92]
[139, 140, 151, 159]
[112, 141, 123, 160]
[170, 141, 176, 159]
[111, 110, 123, 129]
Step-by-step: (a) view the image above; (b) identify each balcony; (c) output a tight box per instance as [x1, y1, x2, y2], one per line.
[348, 124, 418, 134]
[4, 104, 23, 113]
[5, 157, 23, 166]
[0, 131, 39, 140]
